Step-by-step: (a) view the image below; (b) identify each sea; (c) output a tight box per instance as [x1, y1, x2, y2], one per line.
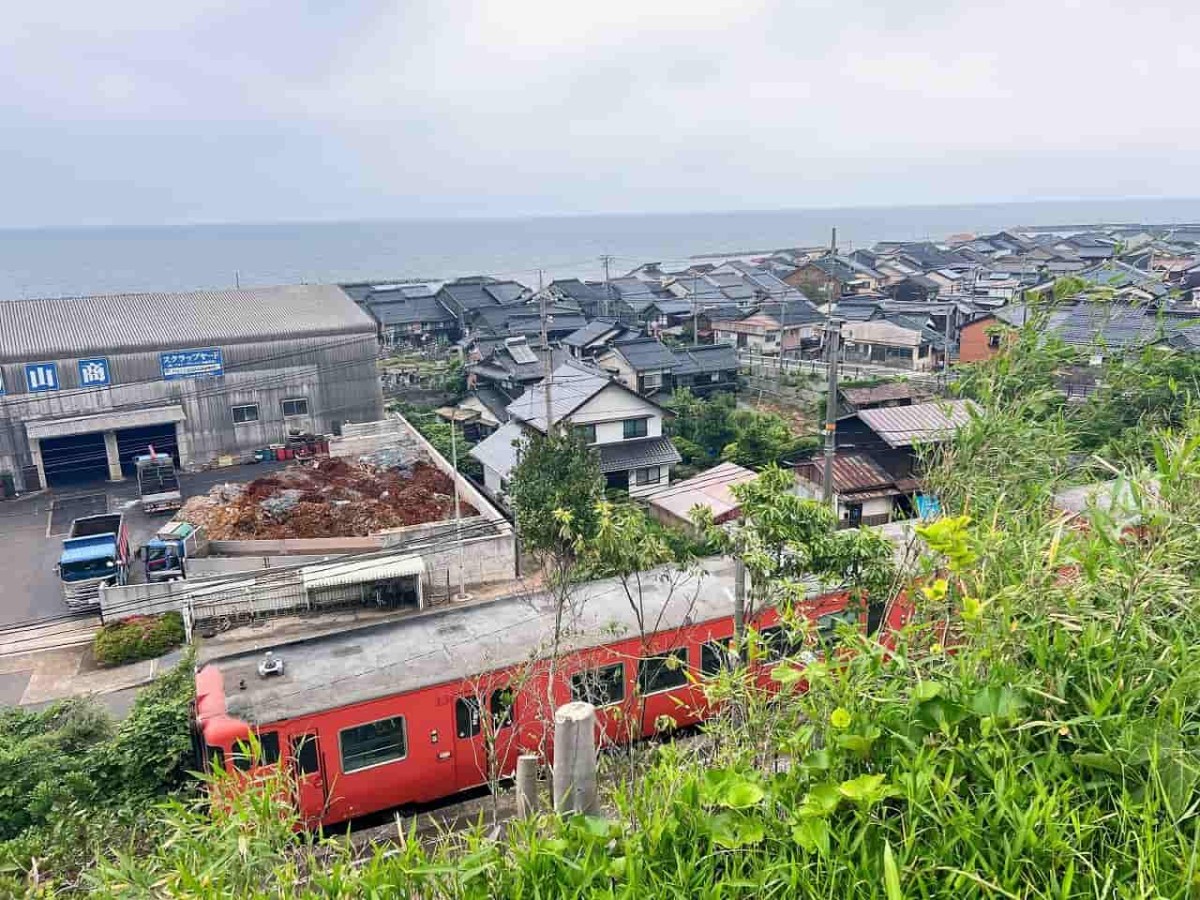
[2, 196, 1200, 300]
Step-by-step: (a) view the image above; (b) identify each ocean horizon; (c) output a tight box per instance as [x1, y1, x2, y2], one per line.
[2, 196, 1200, 300]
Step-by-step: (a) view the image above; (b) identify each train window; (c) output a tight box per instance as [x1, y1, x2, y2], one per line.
[231, 731, 281, 769]
[205, 745, 225, 771]
[570, 663, 625, 707]
[491, 688, 514, 730]
[700, 641, 730, 676]
[757, 625, 789, 661]
[637, 648, 689, 696]
[339, 716, 408, 773]
[456, 697, 481, 739]
[291, 734, 320, 775]
[258, 731, 280, 765]
[816, 609, 859, 645]
[455, 689, 514, 739]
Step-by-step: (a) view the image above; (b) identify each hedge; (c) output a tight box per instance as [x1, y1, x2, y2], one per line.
[93, 613, 186, 668]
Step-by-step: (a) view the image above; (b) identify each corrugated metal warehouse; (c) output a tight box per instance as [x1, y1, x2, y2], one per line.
[0, 284, 383, 492]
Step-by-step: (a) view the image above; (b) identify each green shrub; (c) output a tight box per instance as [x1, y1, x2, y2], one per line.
[93, 612, 185, 668]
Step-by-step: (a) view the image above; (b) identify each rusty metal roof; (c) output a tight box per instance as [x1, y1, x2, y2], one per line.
[840, 382, 932, 408]
[795, 452, 895, 493]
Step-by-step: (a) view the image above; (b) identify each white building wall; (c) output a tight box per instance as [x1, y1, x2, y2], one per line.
[572, 385, 663, 440]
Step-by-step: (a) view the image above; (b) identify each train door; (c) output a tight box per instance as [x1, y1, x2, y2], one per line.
[289, 733, 328, 826]
[453, 686, 517, 793]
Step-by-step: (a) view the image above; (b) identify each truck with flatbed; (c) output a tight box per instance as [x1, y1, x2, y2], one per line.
[135, 453, 183, 514]
[143, 521, 208, 583]
[57, 513, 131, 609]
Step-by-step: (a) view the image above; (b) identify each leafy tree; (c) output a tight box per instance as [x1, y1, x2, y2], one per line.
[699, 466, 895, 649]
[507, 428, 603, 563]
[721, 408, 805, 468]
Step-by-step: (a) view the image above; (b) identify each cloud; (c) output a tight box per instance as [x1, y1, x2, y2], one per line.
[0, 0, 1198, 226]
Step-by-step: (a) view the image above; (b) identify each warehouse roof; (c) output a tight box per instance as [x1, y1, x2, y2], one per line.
[856, 399, 978, 448]
[0, 284, 376, 362]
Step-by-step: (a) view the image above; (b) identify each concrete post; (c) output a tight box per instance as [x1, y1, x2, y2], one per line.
[103, 430, 124, 482]
[516, 753, 540, 817]
[29, 438, 46, 492]
[552, 701, 599, 816]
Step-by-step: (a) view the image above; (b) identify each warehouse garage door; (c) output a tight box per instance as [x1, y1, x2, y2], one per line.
[116, 423, 180, 476]
[39, 432, 109, 487]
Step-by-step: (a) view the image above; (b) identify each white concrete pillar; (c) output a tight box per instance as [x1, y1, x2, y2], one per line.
[552, 701, 599, 816]
[29, 438, 46, 492]
[173, 421, 193, 470]
[516, 754, 540, 817]
[104, 430, 124, 482]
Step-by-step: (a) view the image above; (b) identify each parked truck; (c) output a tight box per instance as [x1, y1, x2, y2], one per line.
[143, 521, 208, 583]
[135, 453, 183, 514]
[57, 513, 130, 609]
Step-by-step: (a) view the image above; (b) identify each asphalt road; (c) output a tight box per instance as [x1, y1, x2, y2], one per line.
[0, 460, 288, 627]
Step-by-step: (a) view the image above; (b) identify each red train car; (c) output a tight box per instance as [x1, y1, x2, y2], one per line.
[195, 558, 911, 828]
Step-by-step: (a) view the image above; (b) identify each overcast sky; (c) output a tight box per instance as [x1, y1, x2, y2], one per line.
[2, 0, 1199, 228]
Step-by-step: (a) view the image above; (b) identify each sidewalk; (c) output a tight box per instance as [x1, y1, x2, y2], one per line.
[0, 635, 180, 711]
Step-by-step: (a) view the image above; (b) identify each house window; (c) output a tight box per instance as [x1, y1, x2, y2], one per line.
[642, 373, 663, 392]
[634, 467, 661, 486]
[339, 716, 408, 773]
[987, 333, 1002, 349]
[574, 424, 596, 445]
[623, 417, 649, 439]
[700, 640, 730, 676]
[281, 397, 310, 417]
[455, 689, 516, 739]
[637, 648, 689, 696]
[231, 403, 259, 425]
[570, 663, 625, 707]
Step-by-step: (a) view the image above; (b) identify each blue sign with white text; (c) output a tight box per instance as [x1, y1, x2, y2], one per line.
[161, 348, 224, 380]
[78, 357, 111, 387]
[25, 363, 59, 393]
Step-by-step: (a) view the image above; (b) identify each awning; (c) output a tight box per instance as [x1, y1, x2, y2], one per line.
[26, 405, 186, 441]
[301, 554, 424, 591]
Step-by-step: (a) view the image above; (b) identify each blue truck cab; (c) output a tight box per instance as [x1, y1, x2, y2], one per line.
[57, 513, 130, 609]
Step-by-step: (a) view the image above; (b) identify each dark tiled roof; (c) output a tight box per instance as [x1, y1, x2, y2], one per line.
[671, 343, 739, 376]
[609, 336, 679, 371]
[597, 436, 682, 473]
[759, 298, 824, 325]
[368, 296, 456, 326]
[562, 319, 626, 348]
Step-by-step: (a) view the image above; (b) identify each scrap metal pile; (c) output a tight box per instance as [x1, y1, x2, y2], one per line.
[179, 458, 476, 540]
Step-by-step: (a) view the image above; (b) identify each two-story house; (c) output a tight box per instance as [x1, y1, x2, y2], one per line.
[594, 335, 680, 397]
[469, 361, 681, 500]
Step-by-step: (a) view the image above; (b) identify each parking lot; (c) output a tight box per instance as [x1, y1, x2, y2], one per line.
[0, 460, 287, 627]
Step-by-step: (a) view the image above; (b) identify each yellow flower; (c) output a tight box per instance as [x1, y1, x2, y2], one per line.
[830, 708, 852, 729]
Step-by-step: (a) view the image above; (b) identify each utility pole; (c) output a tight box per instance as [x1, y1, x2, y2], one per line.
[600, 254, 614, 318]
[539, 269, 554, 434]
[692, 272, 699, 346]
[822, 226, 841, 511]
[449, 414, 468, 601]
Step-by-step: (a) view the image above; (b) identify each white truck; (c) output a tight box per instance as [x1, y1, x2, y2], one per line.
[136, 453, 183, 514]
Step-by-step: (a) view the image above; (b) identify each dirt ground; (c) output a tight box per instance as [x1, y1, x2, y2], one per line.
[179, 458, 476, 539]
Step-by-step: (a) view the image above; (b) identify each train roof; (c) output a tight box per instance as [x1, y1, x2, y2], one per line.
[204, 557, 836, 726]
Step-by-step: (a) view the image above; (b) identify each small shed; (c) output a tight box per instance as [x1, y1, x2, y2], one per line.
[643, 462, 757, 534]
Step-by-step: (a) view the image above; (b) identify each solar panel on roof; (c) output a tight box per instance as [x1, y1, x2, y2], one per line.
[505, 339, 539, 365]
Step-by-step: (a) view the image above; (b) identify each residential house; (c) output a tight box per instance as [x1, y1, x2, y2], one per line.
[834, 399, 978, 484]
[840, 316, 946, 371]
[670, 343, 740, 396]
[436, 277, 530, 334]
[888, 274, 942, 303]
[785, 255, 882, 300]
[466, 302, 588, 342]
[595, 335, 680, 396]
[365, 287, 459, 348]
[561, 319, 631, 360]
[548, 279, 611, 318]
[794, 452, 908, 528]
[644, 462, 756, 535]
[956, 305, 1033, 364]
[467, 336, 556, 400]
[711, 298, 824, 355]
[469, 361, 682, 499]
